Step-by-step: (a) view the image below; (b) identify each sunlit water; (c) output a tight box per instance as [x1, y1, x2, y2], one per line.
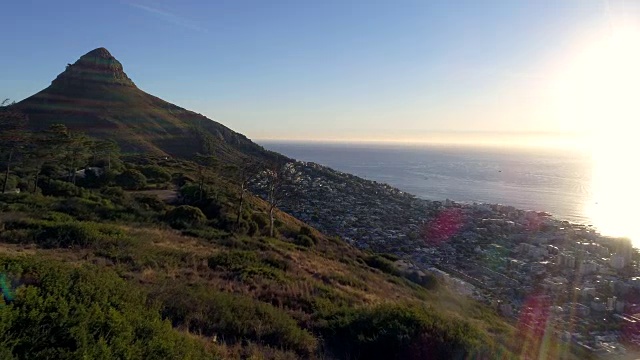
[260, 141, 638, 247]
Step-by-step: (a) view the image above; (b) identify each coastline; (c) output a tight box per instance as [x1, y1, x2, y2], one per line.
[259, 140, 605, 238]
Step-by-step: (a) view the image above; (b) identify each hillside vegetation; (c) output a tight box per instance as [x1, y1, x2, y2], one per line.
[0, 124, 524, 358]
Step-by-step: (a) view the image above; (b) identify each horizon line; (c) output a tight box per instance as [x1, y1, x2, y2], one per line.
[253, 132, 592, 150]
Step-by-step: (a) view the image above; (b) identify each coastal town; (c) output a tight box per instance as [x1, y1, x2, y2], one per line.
[254, 160, 640, 359]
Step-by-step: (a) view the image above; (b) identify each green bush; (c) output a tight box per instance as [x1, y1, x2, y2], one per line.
[297, 226, 317, 247]
[326, 272, 368, 290]
[1, 219, 125, 249]
[181, 227, 230, 242]
[174, 174, 195, 187]
[200, 198, 225, 221]
[37, 221, 106, 248]
[0, 256, 211, 359]
[380, 252, 400, 262]
[40, 179, 83, 197]
[208, 250, 258, 271]
[0, 229, 33, 244]
[251, 213, 269, 229]
[164, 205, 206, 229]
[207, 250, 291, 284]
[0, 174, 19, 192]
[40, 211, 75, 222]
[295, 234, 315, 248]
[115, 169, 147, 190]
[134, 194, 167, 212]
[156, 285, 317, 355]
[17, 178, 31, 192]
[299, 225, 313, 237]
[263, 254, 291, 271]
[239, 266, 286, 282]
[207, 250, 291, 272]
[234, 219, 251, 235]
[139, 165, 172, 183]
[321, 304, 489, 360]
[54, 197, 119, 221]
[406, 271, 438, 290]
[364, 255, 400, 276]
[178, 184, 207, 204]
[100, 186, 127, 202]
[247, 220, 259, 236]
[78, 169, 116, 189]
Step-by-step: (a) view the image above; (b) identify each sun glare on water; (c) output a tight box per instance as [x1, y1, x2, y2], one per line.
[556, 24, 640, 246]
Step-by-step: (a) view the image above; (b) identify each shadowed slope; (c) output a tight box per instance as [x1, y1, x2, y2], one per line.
[14, 48, 281, 163]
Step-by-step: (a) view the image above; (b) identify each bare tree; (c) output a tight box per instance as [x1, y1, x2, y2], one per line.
[232, 161, 260, 227]
[262, 162, 295, 237]
[194, 154, 218, 202]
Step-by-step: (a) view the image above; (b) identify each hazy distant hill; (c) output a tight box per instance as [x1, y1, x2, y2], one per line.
[12, 47, 281, 163]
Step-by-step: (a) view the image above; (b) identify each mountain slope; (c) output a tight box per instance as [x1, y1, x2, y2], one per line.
[0, 154, 523, 359]
[13, 48, 280, 163]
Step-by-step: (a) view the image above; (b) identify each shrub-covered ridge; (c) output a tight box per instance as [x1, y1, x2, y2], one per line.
[0, 142, 527, 359]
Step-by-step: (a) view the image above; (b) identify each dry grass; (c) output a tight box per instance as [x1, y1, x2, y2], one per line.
[0, 212, 520, 358]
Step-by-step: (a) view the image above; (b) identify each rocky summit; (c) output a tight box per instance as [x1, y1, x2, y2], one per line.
[51, 47, 136, 90]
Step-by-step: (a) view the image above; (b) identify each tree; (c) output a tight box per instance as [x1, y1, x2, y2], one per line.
[194, 154, 218, 202]
[91, 139, 120, 171]
[28, 124, 92, 186]
[115, 169, 147, 190]
[65, 131, 93, 185]
[0, 101, 28, 193]
[24, 124, 70, 193]
[165, 205, 206, 228]
[262, 163, 294, 237]
[23, 133, 50, 193]
[231, 161, 260, 228]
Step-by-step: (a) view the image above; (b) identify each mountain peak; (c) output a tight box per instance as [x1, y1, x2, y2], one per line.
[16, 47, 270, 161]
[82, 47, 115, 60]
[50, 47, 135, 89]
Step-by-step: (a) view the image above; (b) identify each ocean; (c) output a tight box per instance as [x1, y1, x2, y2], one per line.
[260, 141, 595, 226]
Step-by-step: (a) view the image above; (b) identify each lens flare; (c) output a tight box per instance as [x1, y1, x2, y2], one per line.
[553, 24, 640, 245]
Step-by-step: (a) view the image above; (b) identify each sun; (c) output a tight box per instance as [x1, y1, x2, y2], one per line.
[555, 25, 640, 134]
[554, 24, 640, 245]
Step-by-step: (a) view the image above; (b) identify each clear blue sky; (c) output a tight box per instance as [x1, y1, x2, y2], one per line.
[1, 0, 637, 143]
